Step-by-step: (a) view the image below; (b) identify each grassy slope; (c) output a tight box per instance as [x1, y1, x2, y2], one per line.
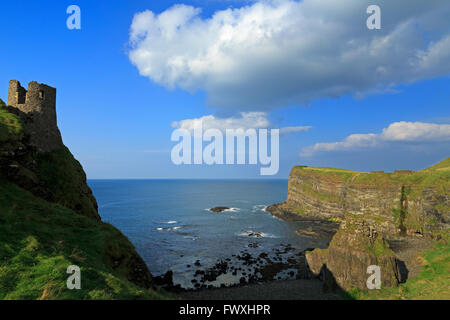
[0, 105, 170, 300]
[0, 180, 170, 300]
[294, 158, 450, 186]
[0, 108, 24, 143]
[347, 232, 450, 300]
[1, 106, 100, 221]
[36, 147, 100, 220]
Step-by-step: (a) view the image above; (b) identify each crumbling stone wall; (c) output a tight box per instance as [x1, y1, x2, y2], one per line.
[7, 80, 63, 152]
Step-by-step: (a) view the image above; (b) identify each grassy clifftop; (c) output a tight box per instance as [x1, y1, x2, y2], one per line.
[0, 103, 168, 299]
[293, 158, 450, 187]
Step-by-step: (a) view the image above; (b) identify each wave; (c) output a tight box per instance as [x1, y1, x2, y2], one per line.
[159, 220, 178, 224]
[271, 215, 284, 221]
[252, 205, 268, 213]
[156, 226, 182, 231]
[238, 229, 278, 238]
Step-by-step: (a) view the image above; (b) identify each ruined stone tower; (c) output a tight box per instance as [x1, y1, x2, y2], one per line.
[7, 80, 63, 152]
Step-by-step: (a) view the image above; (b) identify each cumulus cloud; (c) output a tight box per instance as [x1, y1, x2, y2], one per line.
[128, 0, 450, 111]
[381, 121, 450, 141]
[301, 121, 450, 156]
[172, 112, 269, 131]
[171, 112, 311, 134]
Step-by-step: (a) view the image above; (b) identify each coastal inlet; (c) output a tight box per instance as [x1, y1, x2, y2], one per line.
[89, 179, 335, 289]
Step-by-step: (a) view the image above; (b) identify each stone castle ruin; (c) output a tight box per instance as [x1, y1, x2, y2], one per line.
[7, 80, 63, 152]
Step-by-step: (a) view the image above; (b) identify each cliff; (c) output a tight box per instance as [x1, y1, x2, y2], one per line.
[1, 81, 98, 220]
[268, 161, 449, 294]
[305, 218, 401, 291]
[269, 162, 450, 236]
[0, 81, 167, 299]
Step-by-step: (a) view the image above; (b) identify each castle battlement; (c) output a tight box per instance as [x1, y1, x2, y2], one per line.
[8, 80, 57, 114]
[6, 80, 63, 152]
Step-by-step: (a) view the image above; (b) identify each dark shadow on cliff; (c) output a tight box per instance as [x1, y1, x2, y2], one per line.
[395, 259, 409, 283]
[387, 239, 412, 283]
[316, 264, 355, 300]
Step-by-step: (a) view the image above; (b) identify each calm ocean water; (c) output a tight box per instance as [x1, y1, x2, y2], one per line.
[88, 179, 324, 287]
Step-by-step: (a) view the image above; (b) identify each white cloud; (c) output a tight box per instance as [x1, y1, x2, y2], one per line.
[171, 112, 311, 134]
[381, 121, 450, 141]
[301, 121, 450, 156]
[172, 112, 269, 131]
[128, 0, 450, 111]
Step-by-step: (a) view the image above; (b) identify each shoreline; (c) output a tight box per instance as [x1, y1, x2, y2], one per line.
[152, 209, 341, 298]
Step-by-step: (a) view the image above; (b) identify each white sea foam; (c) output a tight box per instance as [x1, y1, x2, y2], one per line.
[157, 226, 182, 231]
[252, 205, 268, 213]
[238, 230, 278, 238]
[271, 215, 283, 221]
[161, 220, 178, 224]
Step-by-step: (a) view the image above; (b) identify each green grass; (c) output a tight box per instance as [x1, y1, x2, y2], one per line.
[0, 180, 171, 300]
[36, 147, 100, 220]
[421, 157, 450, 172]
[293, 158, 450, 187]
[0, 108, 24, 142]
[300, 181, 344, 203]
[0, 105, 99, 221]
[293, 166, 357, 182]
[347, 233, 450, 300]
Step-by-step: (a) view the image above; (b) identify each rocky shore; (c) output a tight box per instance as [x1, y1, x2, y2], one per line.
[156, 242, 312, 292]
[153, 214, 340, 299]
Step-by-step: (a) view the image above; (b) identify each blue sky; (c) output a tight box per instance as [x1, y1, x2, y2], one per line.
[0, 0, 449, 178]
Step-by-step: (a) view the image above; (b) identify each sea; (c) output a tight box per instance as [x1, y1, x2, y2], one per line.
[88, 179, 327, 288]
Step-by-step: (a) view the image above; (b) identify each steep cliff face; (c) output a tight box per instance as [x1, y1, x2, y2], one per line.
[270, 163, 449, 236]
[0, 104, 100, 221]
[269, 160, 449, 293]
[306, 218, 401, 291]
[0, 82, 163, 299]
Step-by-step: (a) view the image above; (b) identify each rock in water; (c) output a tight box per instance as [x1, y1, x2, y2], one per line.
[306, 218, 401, 291]
[210, 206, 230, 213]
